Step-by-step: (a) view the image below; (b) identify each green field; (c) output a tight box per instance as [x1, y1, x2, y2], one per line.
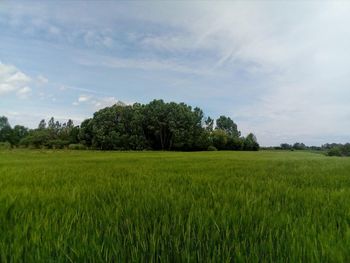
[1, 150, 350, 262]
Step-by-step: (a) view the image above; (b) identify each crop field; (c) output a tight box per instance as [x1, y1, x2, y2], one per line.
[0, 150, 350, 262]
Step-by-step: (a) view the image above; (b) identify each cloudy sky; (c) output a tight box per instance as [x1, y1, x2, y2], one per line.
[1, 1, 350, 146]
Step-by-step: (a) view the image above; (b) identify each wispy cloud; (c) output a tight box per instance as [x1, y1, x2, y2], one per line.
[0, 62, 32, 96]
[37, 75, 48, 85]
[73, 94, 126, 110]
[76, 55, 214, 76]
[16, 86, 32, 99]
[78, 95, 91, 103]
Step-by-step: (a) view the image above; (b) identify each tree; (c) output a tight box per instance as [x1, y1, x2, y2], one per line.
[79, 118, 93, 147]
[0, 116, 10, 130]
[226, 136, 244, 150]
[20, 129, 51, 148]
[211, 130, 228, 150]
[243, 133, 259, 151]
[38, 119, 46, 130]
[293, 142, 306, 150]
[89, 104, 148, 150]
[11, 125, 29, 146]
[1, 100, 260, 152]
[280, 143, 292, 150]
[215, 116, 240, 137]
[0, 116, 12, 143]
[204, 117, 214, 132]
[142, 100, 207, 150]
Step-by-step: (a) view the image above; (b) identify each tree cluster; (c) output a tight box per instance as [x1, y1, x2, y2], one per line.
[273, 142, 350, 157]
[277, 143, 321, 151]
[324, 143, 350, 157]
[0, 100, 259, 151]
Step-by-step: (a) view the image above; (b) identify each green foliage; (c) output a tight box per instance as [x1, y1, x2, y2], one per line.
[78, 118, 93, 147]
[19, 118, 79, 149]
[226, 136, 244, 150]
[11, 125, 29, 146]
[328, 147, 342, 156]
[211, 129, 228, 150]
[293, 142, 306, 150]
[243, 133, 259, 151]
[207, 145, 217, 151]
[0, 100, 260, 151]
[327, 144, 350, 157]
[47, 139, 70, 149]
[90, 104, 148, 150]
[215, 115, 240, 137]
[0, 116, 12, 143]
[280, 143, 292, 150]
[0, 141, 11, 150]
[68, 143, 87, 150]
[0, 150, 350, 261]
[142, 100, 205, 150]
[20, 129, 51, 148]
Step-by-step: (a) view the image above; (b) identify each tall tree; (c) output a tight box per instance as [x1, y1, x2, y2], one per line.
[205, 117, 214, 132]
[38, 119, 46, 130]
[11, 125, 29, 146]
[243, 133, 259, 151]
[215, 116, 240, 137]
[0, 116, 12, 143]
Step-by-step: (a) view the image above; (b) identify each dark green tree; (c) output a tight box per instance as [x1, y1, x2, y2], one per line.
[11, 125, 29, 146]
[216, 116, 240, 137]
[0, 116, 12, 143]
[243, 133, 259, 151]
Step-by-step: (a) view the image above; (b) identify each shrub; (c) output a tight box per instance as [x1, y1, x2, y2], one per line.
[68, 144, 87, 150]
[0, 142, 11, 150]
[211, 130, 228, 150]
[207, 145, 217, 151]
[327, 144, 350, 157]
[48, 139, 70, 149]
[328, 147, 342, 157]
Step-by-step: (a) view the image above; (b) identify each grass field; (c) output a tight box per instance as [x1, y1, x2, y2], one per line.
[1, 150, 350, 262]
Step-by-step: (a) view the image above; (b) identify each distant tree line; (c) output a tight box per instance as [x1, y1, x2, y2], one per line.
[0, 99, 259, 151]
[274, 142, 350, 157]
[277, 143, 321, 151]
[323, 143, 350, 157]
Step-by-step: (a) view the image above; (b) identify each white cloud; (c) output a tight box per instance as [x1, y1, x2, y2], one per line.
[72, 94, 122, 110]
[77, 55, 214, 76]
[16, 86, 32, 99]
[0, 62, 32, 96]
[91, 96, 121, 109]
[73, 94, 126, 110]
[37, 74, 48, 84]
[78, 95, 91, 102]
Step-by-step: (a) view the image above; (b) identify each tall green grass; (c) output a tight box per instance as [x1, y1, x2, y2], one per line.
[0, 150, 350, 262]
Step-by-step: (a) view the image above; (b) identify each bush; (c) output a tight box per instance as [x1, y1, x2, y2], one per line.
[0, 142, 11, 150]
[68, 144, 87, 150]
[328, 147, 342, 157]
[48, 139, 70, 149]
[207, 145, 217, 151]
[211, 130, 228, 150]
[327, 144, 350, 157]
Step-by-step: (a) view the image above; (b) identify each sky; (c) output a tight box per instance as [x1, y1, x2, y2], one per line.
[1, 1, 350, 146]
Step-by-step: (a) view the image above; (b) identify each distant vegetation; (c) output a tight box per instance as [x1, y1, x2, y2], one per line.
[324, 143, 350, 157]
[0, 99, 259, 151]
[271, 142, 350, 157]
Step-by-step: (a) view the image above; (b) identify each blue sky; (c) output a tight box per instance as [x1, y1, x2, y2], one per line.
[1, 1, 350, 146]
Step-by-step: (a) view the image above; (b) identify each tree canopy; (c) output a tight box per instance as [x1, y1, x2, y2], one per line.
[0, 99, 260, 151]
